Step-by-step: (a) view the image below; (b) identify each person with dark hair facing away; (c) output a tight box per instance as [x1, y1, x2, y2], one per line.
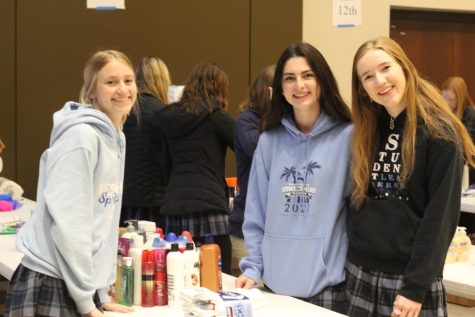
[229, 65, 275, 277]
[156, 62, 235, 274]
[347, 36, 475, 317]
[120, 56, 171, 226]
[236, 42, 353, 314]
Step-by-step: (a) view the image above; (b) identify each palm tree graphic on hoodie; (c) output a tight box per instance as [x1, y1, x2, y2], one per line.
[281, 161, 321, 212]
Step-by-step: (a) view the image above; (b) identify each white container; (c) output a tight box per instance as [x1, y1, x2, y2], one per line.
[128, 235, 143, 305]
[183, 242, 200, 288]
[167, 243, 185, 308]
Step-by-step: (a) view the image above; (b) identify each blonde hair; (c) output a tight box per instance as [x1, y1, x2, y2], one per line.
[136, 56, 171, 104]
[351, 37, 475, 207]
[441, 76, 475, 120]
[79, 50, 136, 126]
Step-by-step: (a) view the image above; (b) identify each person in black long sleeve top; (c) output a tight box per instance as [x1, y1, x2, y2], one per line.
[121, 57, 171, 226]
[347, 37, 475, 317]
[156, 62, 235, 273]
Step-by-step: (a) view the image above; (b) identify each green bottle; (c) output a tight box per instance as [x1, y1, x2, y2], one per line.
[121, 257, 134, 306]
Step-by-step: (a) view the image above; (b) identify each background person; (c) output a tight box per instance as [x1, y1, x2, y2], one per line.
[156, 62, 235, 274]
[229, 65, 275, 277]
[120, 56, 171, 226]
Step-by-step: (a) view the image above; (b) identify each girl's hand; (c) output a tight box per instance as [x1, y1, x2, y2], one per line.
[392, 294, 422, 317]
[235, 274, 257, 289]
[102, 302, 135, 313]
[83, 308, 104, 317]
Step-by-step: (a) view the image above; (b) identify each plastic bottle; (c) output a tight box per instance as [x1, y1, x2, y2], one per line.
[154, 248, 168, 306]
[114, 250, 123, 303]
[141, 250, 155, 307]
[121, 257, 134, 306]
[128, 235, 143, 305]
[165, 232, 178, 249]
[200, 240, 222, 292]
[167, 243, 185, 307]
[454, 227, 472, 262]
[176, 235, 189, 253]
[446, 239, 457, 263]
[184, 242, 200, 288]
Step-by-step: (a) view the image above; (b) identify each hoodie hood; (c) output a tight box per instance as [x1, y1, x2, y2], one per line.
[281, 110, 340, 140]
[50, 101, 119, 147]
[157, 102, 212, 139]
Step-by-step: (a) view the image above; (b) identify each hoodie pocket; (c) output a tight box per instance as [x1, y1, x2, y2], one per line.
[261, 234, 329, 298]
[351, 198, 420, 261]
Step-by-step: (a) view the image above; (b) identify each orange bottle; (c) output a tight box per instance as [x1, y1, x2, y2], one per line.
[200, 242, 222, 291]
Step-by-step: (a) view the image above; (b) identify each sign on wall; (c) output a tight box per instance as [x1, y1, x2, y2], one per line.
[333, 0, 361, 27]
[87, 0, 125, 10]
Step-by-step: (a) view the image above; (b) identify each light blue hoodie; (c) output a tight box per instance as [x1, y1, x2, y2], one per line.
[240, 111, 353, 298]
[17, 102, 125, 314]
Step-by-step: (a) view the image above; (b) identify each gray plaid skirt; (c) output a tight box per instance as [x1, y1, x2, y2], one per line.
[346, 261, 447, 317]
[5, 264, 102, 317]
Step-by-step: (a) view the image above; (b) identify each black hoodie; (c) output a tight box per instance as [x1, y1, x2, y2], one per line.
[348, 110, 463, 303]
[156, 102, 235, 216]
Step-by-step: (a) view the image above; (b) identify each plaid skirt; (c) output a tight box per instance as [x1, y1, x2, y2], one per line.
[156, 212, 229, 238]
[346, 261, 447, 317]
[5, 264, 102, 317]
[265, 282, 348, 315]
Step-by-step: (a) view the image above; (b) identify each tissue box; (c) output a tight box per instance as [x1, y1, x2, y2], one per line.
[219, 291, 252, 317]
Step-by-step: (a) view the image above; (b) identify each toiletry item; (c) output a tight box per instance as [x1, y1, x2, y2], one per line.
[167, 243, 185, 308]
[121, 257, 134, 306]
[114, 251, 123, 303]
[200, 241, 222, 292]
[181, 230, 194, 243]
[154, 248, 168, 306]
[176, 235, 189, 253]
[128, 235, 143, 305]
[141, 250, 155, 307]
[445, 240, 457, 263]
[454, 227, 472, 262]
[184, 242, 200, 288]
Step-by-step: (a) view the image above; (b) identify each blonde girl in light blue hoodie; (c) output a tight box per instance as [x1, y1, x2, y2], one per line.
[5, 50, 137, 317]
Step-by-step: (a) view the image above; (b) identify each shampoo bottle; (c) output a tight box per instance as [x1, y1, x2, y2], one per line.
[167, 243, 185, 307]
[184, 242, 200, 288]
[200, 240, 222, 291]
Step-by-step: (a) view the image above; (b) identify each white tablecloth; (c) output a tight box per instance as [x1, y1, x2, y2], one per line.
[443, 246, 475, 300]
[105, 274, 346, 317]
[461, 196, 475, 214]
[0, 198, 35, 280]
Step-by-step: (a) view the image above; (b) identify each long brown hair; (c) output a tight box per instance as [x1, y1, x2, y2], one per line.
[441, 76, 475, 119]
[262, 42, 351, 131]
[351, 37, 475, 207]
[180, 62, 229, 115]
[239, 65, 275, 115]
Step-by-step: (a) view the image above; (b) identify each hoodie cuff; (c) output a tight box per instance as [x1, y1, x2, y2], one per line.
[76, 298, 96, 315]
[98, 287, 112, 304]
[242, 267, 261, 285]
[399, 279, 427, 303]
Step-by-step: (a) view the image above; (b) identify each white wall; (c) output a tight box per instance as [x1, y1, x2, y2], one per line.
[303, 0, 475, 104]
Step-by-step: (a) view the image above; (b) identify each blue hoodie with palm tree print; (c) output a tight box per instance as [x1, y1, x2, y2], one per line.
[240, 110, 353, 299]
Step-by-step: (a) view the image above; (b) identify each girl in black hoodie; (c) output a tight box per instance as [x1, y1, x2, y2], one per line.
[347, 37, 475, 317]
